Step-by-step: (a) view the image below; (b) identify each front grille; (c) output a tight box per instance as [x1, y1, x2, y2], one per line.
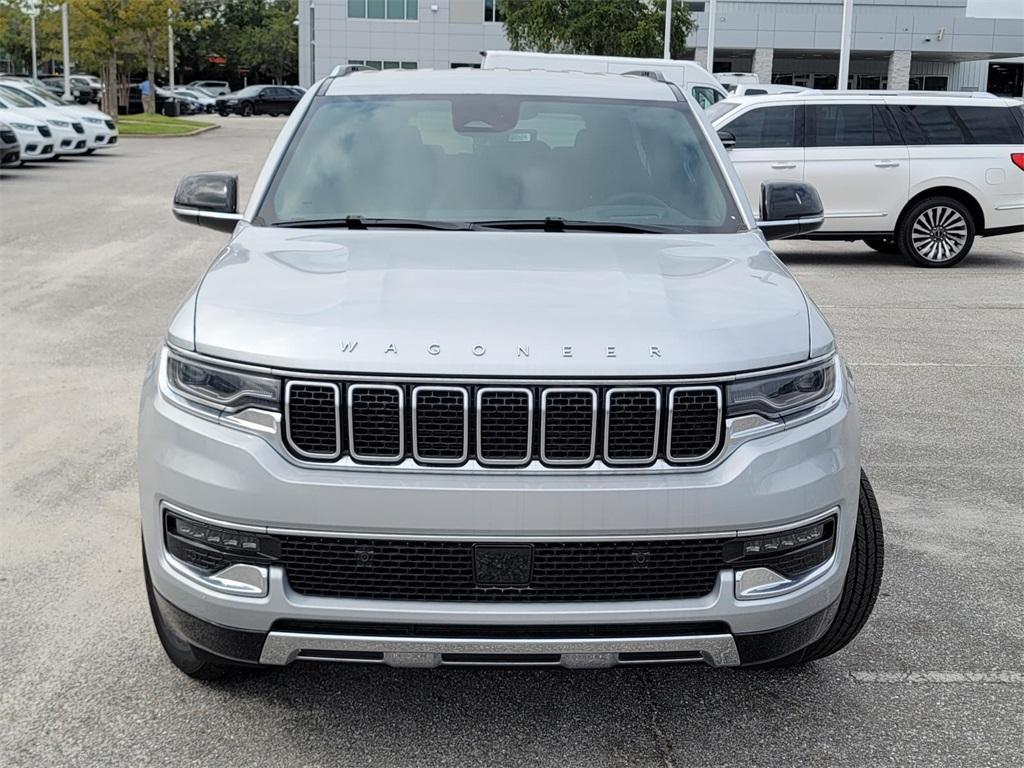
[38, 125, 52, 138]
[285, 382, 341, 458]
[0, 129, 15, 143]
[283, 379, 723, 469]
[105, 120, 115, 130]
[477, 388, 532, 465]
[277, 535, 729, 602]
[413, 387, 467, 463]
[348, 385, 403, 461]
[605, 389, 660, 464]
[71, 122, 84, 134]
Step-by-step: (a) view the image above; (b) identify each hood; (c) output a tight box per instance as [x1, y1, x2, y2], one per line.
[0, 109, 46, 129]
[60, 105, 111, 121]
[188, 228, 817, 377]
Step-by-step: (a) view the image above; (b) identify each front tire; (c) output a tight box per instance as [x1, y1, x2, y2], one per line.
[241, 102, 254, 117]
[143, 543, 230, 680]
[896, 197, 975, 267]
[761, 470, 885, 667]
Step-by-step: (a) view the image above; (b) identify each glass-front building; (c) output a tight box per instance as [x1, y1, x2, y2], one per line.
[298, 1, 1024, 95]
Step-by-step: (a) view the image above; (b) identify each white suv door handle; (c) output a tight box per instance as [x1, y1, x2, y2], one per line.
[874, 161, 900, 168]
[770, 162, 797, 170]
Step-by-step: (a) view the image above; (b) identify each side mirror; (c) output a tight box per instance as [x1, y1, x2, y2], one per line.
[717, 129, 736, 150]
[758, 181, 824, 240]
[172, 173, 242, 233]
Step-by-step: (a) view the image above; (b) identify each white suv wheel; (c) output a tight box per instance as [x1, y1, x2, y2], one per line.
[898, 197, 976, 268]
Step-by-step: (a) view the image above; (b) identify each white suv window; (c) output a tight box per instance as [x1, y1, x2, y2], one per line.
[723, 105, 799, 148]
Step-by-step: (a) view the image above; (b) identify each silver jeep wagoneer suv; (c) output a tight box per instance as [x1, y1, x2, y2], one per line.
[140, 67, 884, 678]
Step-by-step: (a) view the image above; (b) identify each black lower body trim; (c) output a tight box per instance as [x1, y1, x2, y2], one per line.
[153, 591, 266, 665]
[733, 601, 839, 666]
[982, 224, 1024, 237]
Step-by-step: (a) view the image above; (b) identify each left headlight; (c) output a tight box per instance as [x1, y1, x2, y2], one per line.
[82, 116, 104, 124]
[9, 122, 34, 130]
[47, 119, 70, 128]
[166, 351, 280, 411]
[726, 356, 838, 419]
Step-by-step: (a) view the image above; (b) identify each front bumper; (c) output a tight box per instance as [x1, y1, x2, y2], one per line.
[140, 354, 861, 667]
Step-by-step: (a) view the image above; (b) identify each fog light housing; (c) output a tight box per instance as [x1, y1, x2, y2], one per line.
[725, 515, 837, 580]
[164, 510, 280, 573]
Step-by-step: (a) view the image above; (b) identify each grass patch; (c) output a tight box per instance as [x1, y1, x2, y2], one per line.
[117, 113, 216, 136]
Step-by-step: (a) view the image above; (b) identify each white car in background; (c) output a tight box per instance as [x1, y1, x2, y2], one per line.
[728, 84, 816, 97]
[0, 95, 57, 162]
[481, 50, 729, 108]
[710, 91, 1024, 267]
[0, 84, 88, 156]
[0, 81, 118, 152]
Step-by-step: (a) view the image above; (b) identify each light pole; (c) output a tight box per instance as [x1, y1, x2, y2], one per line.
[61, 3, 71, 101]
[838, 0, 854, 90]
[25, 1, 40, 78]
[663, 0, 672, 60]
[167, 8, 175, 91]
[705, 0, 718, 74]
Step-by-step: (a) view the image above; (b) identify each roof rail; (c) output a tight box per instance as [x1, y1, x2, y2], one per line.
[622, 69, 668, 83]
[328, 64, 376, 78]
[838, 89, 998, 99]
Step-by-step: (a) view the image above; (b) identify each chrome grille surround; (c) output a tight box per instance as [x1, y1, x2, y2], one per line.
[347, 384, 405, 463]
[476, 387, 534, 466]
[540, 388, 598, 466]
[284, 381, 342, 460]
[603, 388, 661, 466]
[666, 386, 724, 464]
[412, 386, 469, 465]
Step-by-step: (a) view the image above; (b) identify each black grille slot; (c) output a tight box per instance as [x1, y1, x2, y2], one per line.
[38, 125, 52, 138]
[285, 382, 340, 459]
[667, 387, 721, 462]
[542, 389, 596, 464]
[477, 389, 532, 464]
[349, 385, 403, 461]
[71, 122, 84, 134]
[413, 387, 467, 463]
[604, 389, 660, 464]
[105, 120, 115, 130]
[277, 536, 728, 602]
[1, 129, 16, 143]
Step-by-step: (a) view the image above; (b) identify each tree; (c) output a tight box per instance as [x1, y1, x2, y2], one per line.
[500, 0, 695, 59]
[0, 0, 65, 75]
[124, 0, 176, 113]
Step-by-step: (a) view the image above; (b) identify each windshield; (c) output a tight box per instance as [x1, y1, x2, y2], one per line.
[706, 100, 741, 123]
[0, 86, 41, 108]
[23, 85, 64, 106]
[260, 95, 742, 233]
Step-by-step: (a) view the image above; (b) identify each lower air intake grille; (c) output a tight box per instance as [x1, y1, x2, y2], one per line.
[285, 382, 340, 459]
[348, 385, 403, 461]
[277, 535, 729, 602]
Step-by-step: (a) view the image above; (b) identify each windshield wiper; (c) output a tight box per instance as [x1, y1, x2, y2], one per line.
[273, 216, 472, 230]
[470, 218, 677, 234]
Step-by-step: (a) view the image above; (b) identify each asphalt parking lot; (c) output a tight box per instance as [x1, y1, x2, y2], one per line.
[1, 116, 1022, 767]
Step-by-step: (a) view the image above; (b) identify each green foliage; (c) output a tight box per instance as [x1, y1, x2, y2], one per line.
[0, 0, 65, 74]
[500, 0, 695, 59]
[174, 0, 298, 86]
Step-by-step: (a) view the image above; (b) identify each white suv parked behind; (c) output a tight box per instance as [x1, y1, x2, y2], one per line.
[710, 92, 1024, 267]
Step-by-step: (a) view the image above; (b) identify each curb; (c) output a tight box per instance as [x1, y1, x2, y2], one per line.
[119, 123, 221, 139]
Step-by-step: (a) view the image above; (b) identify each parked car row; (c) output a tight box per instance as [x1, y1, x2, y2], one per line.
[0, 79, 118, 167]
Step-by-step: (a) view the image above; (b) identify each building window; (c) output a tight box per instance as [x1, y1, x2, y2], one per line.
[349, 0, 418, 20]
[349, 59, 418, 70]
[484, 0, 504, 23]
[909, 75, 948, 92]
[451, 63, 481, 69]
[684, 2, 706, 11]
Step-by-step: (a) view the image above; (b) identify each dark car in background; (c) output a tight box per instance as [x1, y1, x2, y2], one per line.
[216, 85, 302, 117]
[0, 121, 21, 166]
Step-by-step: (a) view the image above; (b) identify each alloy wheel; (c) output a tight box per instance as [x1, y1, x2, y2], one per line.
[911, 205, 968, 263]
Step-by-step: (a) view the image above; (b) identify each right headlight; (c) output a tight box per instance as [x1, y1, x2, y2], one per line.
[47, 119, 70, 128]
[165, 351, 280, 412]
[9, 122, 35, 130]
[726, 356, 837, 419]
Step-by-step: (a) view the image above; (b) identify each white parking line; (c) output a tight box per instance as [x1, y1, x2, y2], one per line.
[851, 671, 1024, 684]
